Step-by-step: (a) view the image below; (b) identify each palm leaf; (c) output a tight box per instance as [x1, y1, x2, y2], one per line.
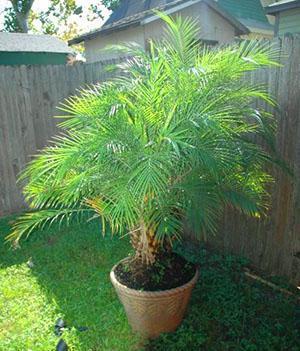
[9, 13, 281, 250]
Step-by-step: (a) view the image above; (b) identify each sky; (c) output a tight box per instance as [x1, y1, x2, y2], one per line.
[0, 0, 110, 35]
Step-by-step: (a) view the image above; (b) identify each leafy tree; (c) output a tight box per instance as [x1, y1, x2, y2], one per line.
[9, 14, 280, 266]
[102, 0, 120, 11]
[33, 0, 82, 35]
[2, 0, 119, 34]
[4, 0, 34, 33]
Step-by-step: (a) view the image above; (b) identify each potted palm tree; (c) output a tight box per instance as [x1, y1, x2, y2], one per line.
[9, 15, 279, 338]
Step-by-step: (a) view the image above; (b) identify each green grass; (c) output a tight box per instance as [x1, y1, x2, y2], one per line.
[0, 216, 139, 351]
[146, 246, 300, 351]
[0, 216, 299, 351]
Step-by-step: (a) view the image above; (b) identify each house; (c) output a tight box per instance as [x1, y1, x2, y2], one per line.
[217, 0, 274, 39]
[0, 32, 73, 66]
[265, 0, 300, 37]
[69, 0, 273, 63]
[69, 0, 249, 62]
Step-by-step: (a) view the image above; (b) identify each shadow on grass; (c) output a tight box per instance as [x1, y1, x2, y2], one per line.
[1, 216, 299, 351]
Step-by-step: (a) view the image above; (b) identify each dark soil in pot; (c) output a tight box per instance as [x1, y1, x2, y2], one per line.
[114, 252, 196, 291]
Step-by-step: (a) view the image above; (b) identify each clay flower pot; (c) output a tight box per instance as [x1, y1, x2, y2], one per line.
[110, 259, 199, 339]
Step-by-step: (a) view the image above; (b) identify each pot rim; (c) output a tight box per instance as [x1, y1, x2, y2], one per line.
[110, 257, 199, 297]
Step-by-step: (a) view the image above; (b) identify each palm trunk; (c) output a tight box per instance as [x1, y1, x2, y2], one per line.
[130, 221, 160, 265]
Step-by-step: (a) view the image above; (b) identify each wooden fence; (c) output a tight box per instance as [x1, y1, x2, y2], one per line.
[0, 39, 299, 284]
[210, 37, 300, 285]
[0, 60, 118, 215]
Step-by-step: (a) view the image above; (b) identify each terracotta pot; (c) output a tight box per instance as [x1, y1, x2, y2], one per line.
[110, 259, 199, 339]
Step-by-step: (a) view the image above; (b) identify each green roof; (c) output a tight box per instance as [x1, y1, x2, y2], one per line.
[217, 0, 272, 30]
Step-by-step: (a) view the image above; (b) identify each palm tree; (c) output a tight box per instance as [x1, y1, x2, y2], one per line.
[9, 14, 279, 266]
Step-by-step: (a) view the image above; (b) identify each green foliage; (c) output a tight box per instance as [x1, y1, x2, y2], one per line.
[102, 0, 120, 11]
[9, 15, 280, 251]
[1, 217, 298, 350]
[147, 244, 300, 351]
[8, 0, 34, 14]
[3, 7, 23, 32]
[2, 0, 118, 34]
[4, 0, 34, 32]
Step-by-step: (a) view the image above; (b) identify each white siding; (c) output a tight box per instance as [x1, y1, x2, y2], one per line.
[278, 8, 300, 36]
[144, 3, 236, 43]
[85, 26, 145, 62]
[196, 2, 236, 43]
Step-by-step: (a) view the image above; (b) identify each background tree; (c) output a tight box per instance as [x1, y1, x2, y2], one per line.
[102, 0, 120, 10]
[2, 0, 120, 35]
[4, 0, 34, 33]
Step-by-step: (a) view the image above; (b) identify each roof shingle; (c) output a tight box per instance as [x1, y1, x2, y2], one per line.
[0, 32, 72, 53]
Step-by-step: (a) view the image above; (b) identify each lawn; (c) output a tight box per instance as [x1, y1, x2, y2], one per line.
[0, 215, 299, 351]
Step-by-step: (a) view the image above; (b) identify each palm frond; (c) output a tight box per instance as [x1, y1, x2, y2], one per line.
[7, 207, 91, 243]
[9, 13, 281, 249]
